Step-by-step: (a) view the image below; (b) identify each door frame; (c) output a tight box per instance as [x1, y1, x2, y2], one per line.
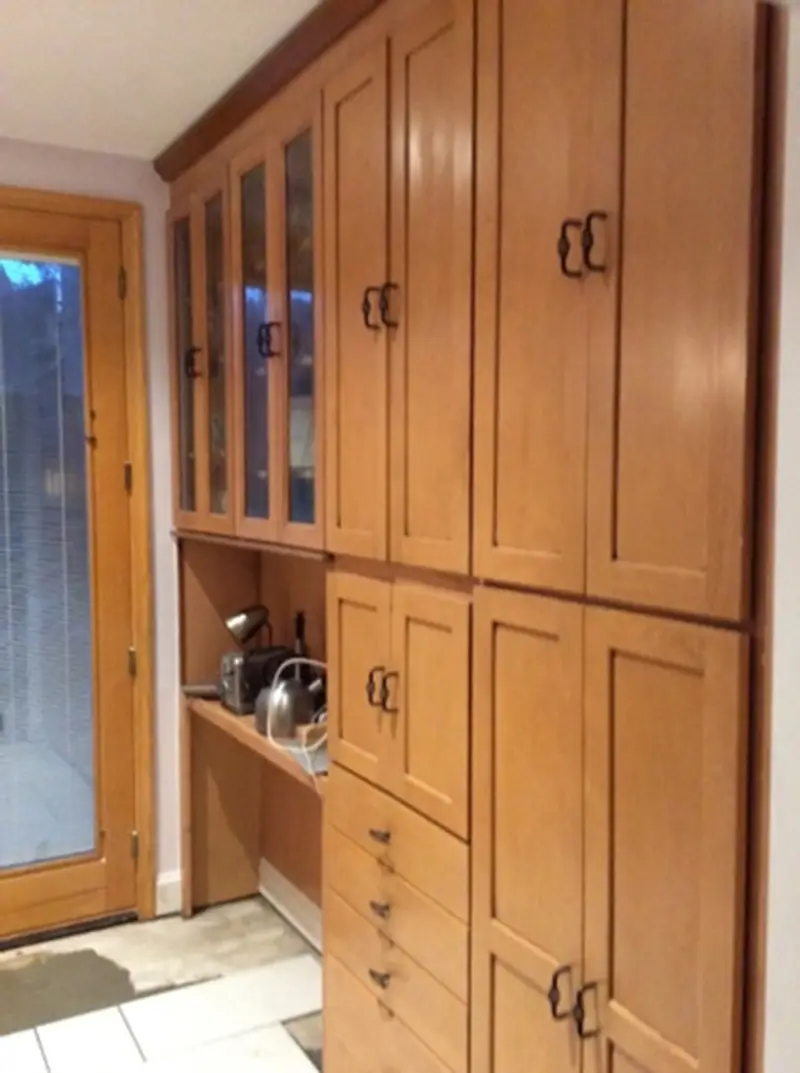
[0, 184, 156, 922]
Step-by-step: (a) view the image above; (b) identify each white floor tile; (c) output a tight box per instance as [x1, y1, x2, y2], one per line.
[143, 1024, 318, 1072]
[0, 1030, 47, 1072]
[122, 955, 321, 1061]
[37, 1007, 143, 1072]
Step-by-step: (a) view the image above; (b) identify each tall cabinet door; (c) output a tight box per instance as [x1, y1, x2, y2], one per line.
[170, 198, 198, 530]
[472, 587, 584, 1073]
[327, 571, 392, 787]
[472, 0, 593, 593]
[586, 0, 761, 620]
[324, 44, 390, 560]
[388, 0, 473, 574]
[387, 583, 470, 837]
[231, 147, 282, 542]
[583, 609, 748, 1073]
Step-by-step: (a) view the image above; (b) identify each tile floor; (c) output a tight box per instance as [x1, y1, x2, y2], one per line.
[0, 954, 322, 1072]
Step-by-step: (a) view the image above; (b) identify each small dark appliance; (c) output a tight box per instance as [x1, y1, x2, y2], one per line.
[219, 604, 293, 715]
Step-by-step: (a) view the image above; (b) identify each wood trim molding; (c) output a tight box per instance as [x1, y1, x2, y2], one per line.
[154, 0, 387, 182]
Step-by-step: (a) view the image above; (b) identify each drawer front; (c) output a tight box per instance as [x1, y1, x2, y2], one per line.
[325, 955, 451, 1073]
[325, 824, 468, 1001]
[327, 764, 469, 921]
[325, 889, 467, 1073]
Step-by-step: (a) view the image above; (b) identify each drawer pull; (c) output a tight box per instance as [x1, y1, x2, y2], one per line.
[379, 671, 399, 714]
[362, 286, 382, 331]
[573, 982, 601, 1039]
[581, 211, 609, 273]
[368, 827, 391, 845]
[547, 965, 572, 1022]
[369, 900, 391, 920]
[379, 282, 399, 329]
[557, 218, 584, 279]
[369, 968, 392, 990]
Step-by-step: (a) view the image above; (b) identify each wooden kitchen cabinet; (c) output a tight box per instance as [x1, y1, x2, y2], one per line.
[472, 586, 584, 1073]
[231, 93, 324, 547]
[170, 169, 235, 534]
[327, 571, 471, 838]
[584, 0, 762, 620]
[325, 0, 474, 572]
[472, 0, 592, 595]
[583, 607, 748, 1073]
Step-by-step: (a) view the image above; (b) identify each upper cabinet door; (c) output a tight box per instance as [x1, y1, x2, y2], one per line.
[231, 148, 281, 542]
[277, 105, 325, 549]
[388, 0, 473, 575]
[327, 571, 393, 787]
[472, 587, 584, 1073]
[170, 174, 235, 534]
[586, 0, 761, 620]
[583, 608, 748, 1073]
[388, 583, 470, 838]
[324, 43, 390, 561]
[472, 0, 592, 594]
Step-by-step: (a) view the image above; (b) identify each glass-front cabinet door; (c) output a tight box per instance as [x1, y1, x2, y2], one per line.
[280, 116, 323, 548]
[170, 172, 234, 533]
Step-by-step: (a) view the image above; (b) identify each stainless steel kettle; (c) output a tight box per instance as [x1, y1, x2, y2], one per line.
[265, 657, 325, 740]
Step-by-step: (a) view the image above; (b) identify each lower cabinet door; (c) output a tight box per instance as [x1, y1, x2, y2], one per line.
[472, 586, 584, 1073]
[583, 608, 748, 1073]
[327, 572, 392, 786]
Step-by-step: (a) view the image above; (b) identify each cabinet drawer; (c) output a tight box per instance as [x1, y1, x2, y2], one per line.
[325, 824, 468, 1001]
[325, 955, 451, 1073]
[327, 765, 469, 922]
[325, 889, 467, 1073]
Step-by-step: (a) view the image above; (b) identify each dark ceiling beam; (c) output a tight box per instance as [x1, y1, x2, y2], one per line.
[154, 0, 385, 182]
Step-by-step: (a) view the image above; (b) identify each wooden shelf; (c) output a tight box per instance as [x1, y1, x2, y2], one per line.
[187, 697, 326, 795]
[173, 528, 332, 562]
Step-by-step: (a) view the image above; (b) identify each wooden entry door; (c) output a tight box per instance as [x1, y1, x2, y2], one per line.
[0, 203, 136, 941]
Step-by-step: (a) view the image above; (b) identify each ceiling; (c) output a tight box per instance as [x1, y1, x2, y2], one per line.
[0, 0, 322, 159]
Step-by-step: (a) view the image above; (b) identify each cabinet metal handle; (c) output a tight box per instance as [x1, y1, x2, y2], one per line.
[573, 982, 601, 1039]
[547, 965, 572, 1022]
[557, 219, 584, 279]
[257, 321, 280, 358]
[379, 671, 399, 714]
[366, 666, 385, 708]
[368, 827, 391, 845]
[369, 900, 391, 920]
[362, 286, 382, 331]
[183, 346, 202, 379]
[581, 211, 609, 273]
[368, 968, 391, 990]
[379, 283, 399, 328]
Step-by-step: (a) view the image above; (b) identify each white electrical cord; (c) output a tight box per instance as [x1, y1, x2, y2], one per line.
[267, 656, 328, 794]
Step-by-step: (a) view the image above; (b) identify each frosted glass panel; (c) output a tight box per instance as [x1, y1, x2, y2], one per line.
[0, 255, 95, 870]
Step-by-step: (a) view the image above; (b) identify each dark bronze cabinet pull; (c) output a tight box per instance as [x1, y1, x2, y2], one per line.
[257, 321, 280, 358]
[369, 968, 391, 990]
[368, 827, 391, 845]
[362, 286, 382, 331]
[379, 283, 399, 328]
[379, 671, 399, 714]
[369, 900, 391, 920]
[581, 211, 609, 273]
[366, 666, 386, 708]
[573, 982, 601, 1039]
[557, 219, 584, 279]
[547, 965, 572, 1022]
[183, 346, 202, 379]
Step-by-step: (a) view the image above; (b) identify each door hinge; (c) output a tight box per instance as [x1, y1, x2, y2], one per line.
[130, 830, 139, 864]
[123, 460, 133, 493]
[118, 266, 127, 300]
[128, 646, 137, 677]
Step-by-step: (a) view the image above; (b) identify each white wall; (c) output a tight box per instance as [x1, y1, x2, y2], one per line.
[764, 9, 800, 1071]
[0, 137, 180, 889]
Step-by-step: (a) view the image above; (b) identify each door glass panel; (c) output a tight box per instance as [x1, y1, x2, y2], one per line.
[174, 217, 195, 512]
[205, 194, 227, 515]
[285, 130, 316, 525]
[241, 163, 269, 519]
[0, 255, 95, 869]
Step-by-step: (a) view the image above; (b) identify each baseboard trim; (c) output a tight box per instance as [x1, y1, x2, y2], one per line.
[155, 870, 182, 918]
[259, 859, 322, 953]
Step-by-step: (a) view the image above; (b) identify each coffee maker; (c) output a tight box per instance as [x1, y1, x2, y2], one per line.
[219, 605, 292, 715]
